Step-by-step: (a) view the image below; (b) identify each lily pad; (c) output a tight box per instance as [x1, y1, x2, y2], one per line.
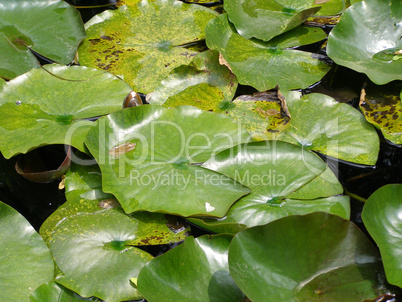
[148, 50, 237, 108]
[215, 91, 291, 141]
[41, 162, 189, 246]
[313, 0, 352, 16]
[229, 212, 386, 301]
[277, 91, 379, 165]
[0, 0, 85, 79]
[362, 184, 402, 288]
[0, 201, 54, 302]
[327, 0, 402, 85]
[360, 84, 402, 145]
[206, 14, 330, 91]
[196, 141, 349, 230]
[49, 208, 154, 302]
[85, 105, 251, 216]
[30, 282, 93, 302]
[224, 0, 320, 41]
[0, 64, 132, 158]
[137, 235, 245, 302]
[78, 0, 218, 93]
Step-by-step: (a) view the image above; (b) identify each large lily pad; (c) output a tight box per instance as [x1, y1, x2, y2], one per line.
[0, 201, 54, 302]
[194, 141, 349, 230]
[49, 208, 154, 302]
[229, 212, 386, 301]
[224, 0, 320, 41]
[277, 91, 379, 165]
[148, 50, 237, 109]
[78, 0, 218, 93]
[41, 162, 189, 246]
[0, 0, 85, 79]
[85, 105, 251, 216]
[362, 184, 402, 288]
[206, 14, 330, 91]
[360, 84, 402, 145]
[327, 0, 402, 85]
[0, 64, 132, 158]
[137, 234, 245, 302]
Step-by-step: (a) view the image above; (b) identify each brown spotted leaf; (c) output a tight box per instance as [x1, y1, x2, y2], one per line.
[78, 0, 218, 93]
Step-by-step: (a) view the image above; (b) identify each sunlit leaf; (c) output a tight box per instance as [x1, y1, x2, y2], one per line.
[30, 282, 93, 302]
[362, 184, 402, 288]
[78, 0, 218, 93]
[0, 64, 132, 158]
[0, 0, 85, 79]
[206, 14, 330, 91]
[327, 0, 402, 84]
[138, 235, 245, 302]
[229, 212, 387, 301]
[0, 201, 54, 301]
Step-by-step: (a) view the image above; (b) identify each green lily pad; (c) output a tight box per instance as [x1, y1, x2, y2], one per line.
[362, 184, 402, 288]
[85, 105, 251, 216]
[224, 0, 320, 41]
[277, 91, 379, 165]
[313, 0, 352, 16]
[0, 201, 54, 301]
[137, 234, 245, 302]
[148, 50, 237, 109]
[215, 91, 291, 141]
[327, 0, 402, 85]
[49, 208, 154, 302]
[0, 0, 85, 79]
[0, 64, 132, 158]
[196, 141, 349, 230]
[229, 212, 386, 301]
[30, 282, 93, 302]
[41, 162, 189, 246]
[78, 0, 218, 93]
[206, 14, 330, 91]
[360, 84, 402, 145]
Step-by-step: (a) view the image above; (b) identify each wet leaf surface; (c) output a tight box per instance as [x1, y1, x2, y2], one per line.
[362, 184, 402, 288]
[0, 0, 85, 79]
[229, 212, 387, 302]
[360, 83, 402, 145]
[30, 281, 93, 302]
[195, 141, 349, 230]
[148, 50, 237, 108]
[138, 234, 245, 302]
[206, 14, 330, 91]
[0, 201, 54, 302]
[224, 0, 320, 41]
[0, 64, 132, 158]
[78, 0, 218, 93]
[84, 105, 251, 217]
[327, 0, 402, 84]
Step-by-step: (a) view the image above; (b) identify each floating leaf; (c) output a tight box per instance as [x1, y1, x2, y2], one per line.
[0, 64, 132, 158]
[360, 83, 402, 145]
[229, 212, 386, 302]
[327, 0, 402, 84]
[148, 50, 237, 108]
[78, 0, 218, 93]
[30, 282, 93, 302]
[362, 184, 402, 288]
[0, 0, 85, 79]
[40, 162, 189, 246]
[137, 235, 245, 302]
[0, 201, 54, 301]
[49, 208, 154, 302]
[277, 91, 379, 165]
[224, 0, 320, 41]
[194, 141, 349, 231]
[85, 105, 251, 216]
[206, 14, 330, 91]
[313, 0, 352, 16]
[216, 91, 291, 141]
